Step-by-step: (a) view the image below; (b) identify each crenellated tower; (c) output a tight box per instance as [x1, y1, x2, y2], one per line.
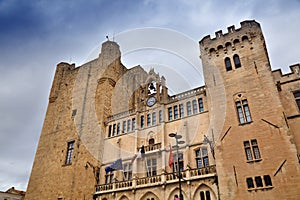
[200, 20, 300, 200]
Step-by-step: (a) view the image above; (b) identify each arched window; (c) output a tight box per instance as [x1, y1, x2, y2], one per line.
[233, 54, 241, 68]
[225, 57, 232, 71]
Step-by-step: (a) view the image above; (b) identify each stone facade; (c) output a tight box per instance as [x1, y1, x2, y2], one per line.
[25, 20, 300, 200]
[0, 187, 25, 200]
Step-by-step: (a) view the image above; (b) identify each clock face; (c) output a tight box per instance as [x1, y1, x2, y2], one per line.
[147, 96, 157, 107]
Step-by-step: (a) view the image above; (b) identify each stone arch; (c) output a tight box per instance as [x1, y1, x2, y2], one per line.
[233, 38, 240, 44]
[242, 35, 249, 41]
[119, 194, 129, 200]
[167, 188, 187, 200]
[225, 42, 232, 51]
[193, 183, 217, 200]
[139, 191, 159, 200]
[209, 48, 216, 54]
[217, 45, 224, 52]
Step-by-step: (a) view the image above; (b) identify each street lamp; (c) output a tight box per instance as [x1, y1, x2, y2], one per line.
[203, 135, 215, 159]
[169, 132, 185, 200]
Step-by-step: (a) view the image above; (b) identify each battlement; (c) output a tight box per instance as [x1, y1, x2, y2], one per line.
[199, 20, 263, 56]
[272, 63, 300, 83]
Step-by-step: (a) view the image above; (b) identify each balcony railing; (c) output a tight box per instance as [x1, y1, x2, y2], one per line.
[137, 143, 162, 153]
[95, 165, 216, 194]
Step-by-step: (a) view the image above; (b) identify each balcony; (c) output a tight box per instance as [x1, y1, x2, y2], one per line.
[137, 143, 161, 153]
[94, 165, 216, 195]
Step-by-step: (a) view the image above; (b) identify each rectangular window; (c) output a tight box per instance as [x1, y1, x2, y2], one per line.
[294, 91, 300, 111]
[247, 175, 272, 189]
[174, 105, 179, 119]
[159, 110, 163, 123]
[113, 124, 116, 136]
[146, 158, 157, 177]
[192, 100, 198, 114]
[147, 114, 151, 126]
[127, 120, 131, 132]
[108, 125, 112, 137]
[187, 101, 192, 116]
[198, 98, 204, 112]
[141, 115, 145, 128]
[179, 103, 184, 118]
[244, 139, 261, 161]
[246, 177, 254, 188]
[122, 121, 126, 133]
[105, 172, 114, 184]
[117, 122, 120, 135]
[255, 176, 263, 187]
[65, 141, 75, 165]
[152, 112, 156, 125]
[263, 175, 272, 186]
[123, 163, 132, 181]
[205, 191, 211, 200]
[236, 99, 252, 124]
[132, 118, 136, 131]
[173, 153, 184, 172]
[195, 148, 209, 168]
[168, 107, 173, 121]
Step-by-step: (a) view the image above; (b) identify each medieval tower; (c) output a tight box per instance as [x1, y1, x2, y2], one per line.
[25, 20, 300, 200]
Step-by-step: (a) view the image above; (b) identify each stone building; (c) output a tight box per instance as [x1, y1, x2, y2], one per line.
[0, 187, 26, 200]
[25, 20, 300, 200]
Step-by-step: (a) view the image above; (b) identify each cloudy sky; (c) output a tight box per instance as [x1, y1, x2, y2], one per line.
[0, 0, 299, 192]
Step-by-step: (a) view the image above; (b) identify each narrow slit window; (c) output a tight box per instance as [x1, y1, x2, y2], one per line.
[179, 103, 184, 118]
[65, 141, 75, 165]
[127, 120, 131, 132]
[147, 114, 151, 126]
[132, 118, 136, 131]
[108, 125, 112, 137]
[187, 101, 192, 116]
[141, 115, 145, 128]
[117, 122, 120, 135]
[198, 98, 204, 112]
[122, 121, 126, 133]
[159, 110, 163, 123]
[152, 112, 156, 125]
[192, 100, 198, 114]
[174, 105, 179, 119]
[168, 107, 173, 121]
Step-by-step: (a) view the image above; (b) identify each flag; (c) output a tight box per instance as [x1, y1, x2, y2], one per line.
[105, 158, 123, 173]
[169, 144, 174, 168]
[137, 145, 145, 158]
[131, 145, 145, 164]
[131, 150, 140, 164]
